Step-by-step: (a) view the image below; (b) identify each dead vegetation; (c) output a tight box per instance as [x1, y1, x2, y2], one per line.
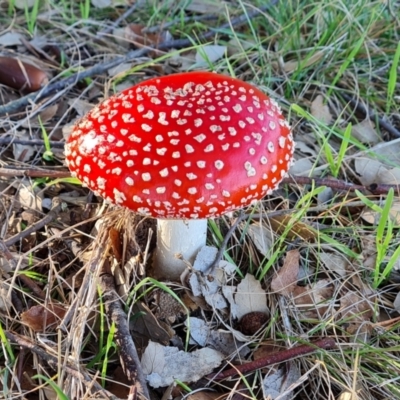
[1, 0, 400, 399]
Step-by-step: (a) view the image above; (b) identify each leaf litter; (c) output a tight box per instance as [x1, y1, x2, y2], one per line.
[0, 1, 400, 399]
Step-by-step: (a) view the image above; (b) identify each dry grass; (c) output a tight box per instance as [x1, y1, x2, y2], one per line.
[1, 0, 400, 399]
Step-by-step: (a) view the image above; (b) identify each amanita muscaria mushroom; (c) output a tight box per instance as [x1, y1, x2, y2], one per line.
[65, 71, 294, 279]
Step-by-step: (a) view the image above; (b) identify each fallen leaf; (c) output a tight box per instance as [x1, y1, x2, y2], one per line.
[195, 45, 227, 66]
[310, 94, 332, 124]
[187, 317, 250, 357]
[227, 37, 257, 57]
[262, 362, 301, 400]
[0, 32, 23, 46]
[21, 304, 66, 332]
[247, 223, 274, 256]
[355, 158, 400, 186]
[271, 250, 300, 296]
[319, 252, 349, 277]
[16, 183, 43, 213]
[68, 99, 96, 117]
[107, 62, 133, 78]
[351, 119, 380, 144]
[289, 158, 314, 176]
[292, 279, 333, 318]
[141, 341, 224, 388]
[340, 291, 374, 323]
[268, 215, 317, 241]
[129, 302, 171, 345]
[372, 140, 400, 165]
[21, 104, 58, 127]
[361, 200, 400, 225]
[189, 247, 234, 310]
[0, 56, 48, 92]
[317, 186, 334, 204]
[113, 23, 164, 50]
[12, 131, 38, 163]
[225, 274, 268, 320]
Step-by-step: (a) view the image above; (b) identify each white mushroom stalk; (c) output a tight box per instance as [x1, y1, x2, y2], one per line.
[65, 72, 294, 280]
[153, 219, 207, 279]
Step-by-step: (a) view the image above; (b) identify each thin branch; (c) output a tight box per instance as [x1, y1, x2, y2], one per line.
[99, 272, 150, 399]
[0, 167, 70, 179]
[0, 137, 64, 148]
[4, 197, 64, 247]
[282, 175, 400, 196]
[208, 337, 337, 380]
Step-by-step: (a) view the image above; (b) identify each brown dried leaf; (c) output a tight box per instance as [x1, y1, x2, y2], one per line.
[127, 23, 162, 46]
[292, 279, 333, 318]
[106, 366, 130, 398]
[21, 303, 66, 332]
[268, 215, 317, 241]
[340, 291, 374, 323]
[109, 227, 122, 262]
[310, 94, 332, 124]
[271, 250, 300, 296]
[129, 302, 171, 345]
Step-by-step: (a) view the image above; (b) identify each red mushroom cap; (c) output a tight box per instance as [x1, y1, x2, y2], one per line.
[65, 72, 294, 219]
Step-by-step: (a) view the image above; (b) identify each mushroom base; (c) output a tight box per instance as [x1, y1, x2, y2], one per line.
[152, 219, 207, 280]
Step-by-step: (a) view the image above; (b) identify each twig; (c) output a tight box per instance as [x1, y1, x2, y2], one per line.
[282, 175, 400, 196]
[99, 272, 150, 399]
[340, 92, 400, 139]
[208, 337, 337, 380]
[0, 167, 70, 179]
[143, 14, 222, 34]
[0, 137, 64, 148]
[0, 2, 277, 117]
[4, 197, 64, 247]
[4, 331, 121, 400]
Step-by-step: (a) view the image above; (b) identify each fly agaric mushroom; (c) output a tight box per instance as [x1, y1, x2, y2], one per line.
[65, 71, 294, 279]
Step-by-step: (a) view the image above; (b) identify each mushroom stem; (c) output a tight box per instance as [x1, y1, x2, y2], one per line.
[152, 219, 207, 280]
